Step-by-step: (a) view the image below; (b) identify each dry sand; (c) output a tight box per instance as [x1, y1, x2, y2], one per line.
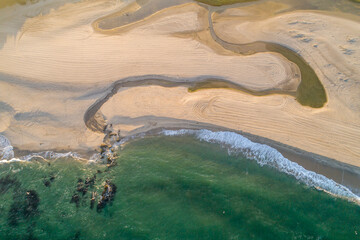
[0, 2, 299, 92]
[0, 0, 359, 170]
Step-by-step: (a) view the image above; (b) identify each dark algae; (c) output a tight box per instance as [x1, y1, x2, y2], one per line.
[0, 175, 20, 194]
[1, 175, 40, 240]
[8, 202, 22, 226]
[23, 190, 39, 219]
[0, 136, 359, 239]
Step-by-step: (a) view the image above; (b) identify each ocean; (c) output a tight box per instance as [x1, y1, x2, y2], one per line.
[0, 131, 359, 240]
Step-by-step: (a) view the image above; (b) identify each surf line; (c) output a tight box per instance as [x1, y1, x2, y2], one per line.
[162, 129, 360, 204]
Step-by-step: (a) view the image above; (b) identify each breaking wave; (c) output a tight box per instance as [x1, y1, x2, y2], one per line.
[0, 134, 14, 160]
[1, 130, 360, 203]
[162, 129, 360, 203]
[0, 151, 85, 164]
[0, 134, 85, 164]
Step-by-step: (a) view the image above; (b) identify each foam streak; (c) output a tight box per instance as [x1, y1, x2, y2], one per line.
[162, 129, 360, 203]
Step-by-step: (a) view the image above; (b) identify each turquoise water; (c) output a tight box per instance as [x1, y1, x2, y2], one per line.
[0, 136, 359, 240]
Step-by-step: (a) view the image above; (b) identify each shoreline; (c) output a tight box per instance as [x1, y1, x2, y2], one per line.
[145, 125, 360, 195]
[29, 122, 360, 195]
[5, 124, 360, 198]
[3, 118, 360, 200]
[0, 0, 359, 197]
[7, 120, 360, 185]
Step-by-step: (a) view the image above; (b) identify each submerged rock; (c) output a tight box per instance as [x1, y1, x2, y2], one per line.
[43, 180, 51, 187]
[75, 175, 96, 196]
[96, 181, 117, 212]
[73, 231, 81, 240]
[49, 175, 56, 182]
[43, 174, 56, 188]
[71, 174, 98, 209]
[98, 125, 122, 166]
[85, 175, 96, 188]
[90, 191, 96, 209]
[70, 194, 80, 208]
[76, 178, 87, 195]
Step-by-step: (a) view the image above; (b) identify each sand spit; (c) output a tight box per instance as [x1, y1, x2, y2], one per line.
[95, 83, 360, 168]
[0, 0, 359, 171]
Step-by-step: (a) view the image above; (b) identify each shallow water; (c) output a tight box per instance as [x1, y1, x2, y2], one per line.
[0, 136, 359, 240]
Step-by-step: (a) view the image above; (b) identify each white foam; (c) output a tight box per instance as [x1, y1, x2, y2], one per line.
[2, 130, 359, 203]
[0, 134, 86, 164]
[162, 129, 360, 203]
[0, 158, 23, 164]
[0, 134, 14, 160]
[0, 131, 147, 164]
[0, 151, 86, 164]
[20, 151, 83, 161]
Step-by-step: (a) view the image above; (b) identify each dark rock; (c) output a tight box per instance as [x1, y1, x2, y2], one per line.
[76, 179, 87, 196]
[70, 194, 80, 208]
[96, 181, 117, 212]
[26, 231, 39, 240]
[90, 198, 95, 210]
[85, 175, 96, 188]
[44, 180, 51, 187]
[49, 175, 55, 182]
[90, 191, 96, 210]
[73, 231, 81, 240]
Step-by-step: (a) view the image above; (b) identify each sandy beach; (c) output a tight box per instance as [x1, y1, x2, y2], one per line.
[0, 0, 360, 173]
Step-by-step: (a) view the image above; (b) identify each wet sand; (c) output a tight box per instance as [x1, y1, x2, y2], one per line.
[83, 75, 299, 133]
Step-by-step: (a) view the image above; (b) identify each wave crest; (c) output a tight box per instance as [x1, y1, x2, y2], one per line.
[162, 129, 360, 203]
[0, 134, 85, 164]
[0, 135, 14, 160]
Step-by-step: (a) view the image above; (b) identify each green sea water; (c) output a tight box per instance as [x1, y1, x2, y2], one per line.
[0, 136, 359, 240]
